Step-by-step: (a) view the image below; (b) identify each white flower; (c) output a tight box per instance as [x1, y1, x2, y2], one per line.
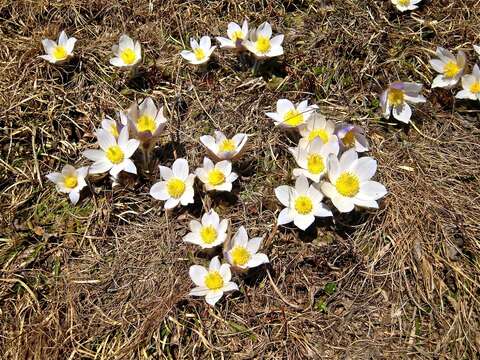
[380, 82, 426, 124]
[46, 165, 88, 205]
[289, 137, 339, 183]
[474, 45, 480, 58]
[224, 226, 269, 269]
[189, 256, 238, 306]
[216, 20, 248, 49]
[243, 22, 284, 59]
[180, 36, 216, 65]
[109, 35, 141, 67]
[429, 47, 466, 88]
[195, 157, 238, 192]
[455, 64, 480, 101]
[391, 0, 422, 12]
[40, 31, 76, 64]
[183, 209, 228, 249]
[124, 97, 167, 144]
[298, 112, 335, 146]
[83, 127, 140, 178]
[199, 131, 248, 161]
[320, 149, 387, 213]
[100, 115, 125, 139]
[275, 176, 332, 231]
[266, 99, 318, 129]
[335, 123, 369, 153]
[150, 158, 195, 209]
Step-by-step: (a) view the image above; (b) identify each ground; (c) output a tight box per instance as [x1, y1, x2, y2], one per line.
[1, 0, 480, 359]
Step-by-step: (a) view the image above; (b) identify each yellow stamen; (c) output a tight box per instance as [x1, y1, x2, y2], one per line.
[294, 195, 313, 215]
[255, 35, 271, 53]
[219, 139, 236, 153]
[106, 145, 124, 164]
[52, 46, 68, 61]
[136, 115, 156, 133]
[387, 88, 405, 107]
[110, 124, 119, 138]
[308, 129, 329, 143]
[398, 0, 410, 5]
[342, 130, 356, 147]
[283, 109, 303, 126]
[335, 172, 360, 197]
[63, 175, 78, 189]
[120, 48, 136, 65]
[208, 169, 225, 186]
[204, 271, 224, 290]
[231, 246, 250, 266]
[307, 153, 325, 174]
[443, 61, 460, 78]
[166, 178, 186, 198]
[470, 81, 480, 94]
[200, 225, 218, 244]
[193, 48, 205, 61]
[231, 30, 244, 41]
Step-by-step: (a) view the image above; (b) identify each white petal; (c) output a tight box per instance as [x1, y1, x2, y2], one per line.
[339, 148, 358, 172]
[222, 282, 239, 292]
[199, 36, 211, 49]
[219, 264, 231, 282]
[277, 208, 294, 225]
[110, 57, 125, 67]
[172, 158, 189, 179]
[69, 191, 80, 205]
[294, 175, 310, 193]
[96, 129, 116, 150]
[159, 166, 174, 180]
[429, 59, 445, 73]
[275, 185, 294, 207]
[358, 181, 387, 200]
[277, 99, 294, 115]
[246, 253, 269, 268]
[150, 182, 169, 200]
[122, 159, 137, 174]
[209, 256, 221, 271]
[216, 160, 231, 175]
[246, 237, 262, 254]
[205, 290, 224, 306]
[164, 198, 179, 209]
[313, 203, 333, 217]
[189, 265, 208, 287]
[331, 195, 355, 213]
[202, 209, 220, 226]
[353, 157, 377, 181]
[189, 286, 209, 297]
[233, 226, 248, 247]
[293, 214, 315, 231]
[89, 161, 112, 174]
[320, 181, 337, 200]
[392, 103, 412, 124]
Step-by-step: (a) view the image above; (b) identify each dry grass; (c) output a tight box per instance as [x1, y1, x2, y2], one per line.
[1, 0, 480, 358]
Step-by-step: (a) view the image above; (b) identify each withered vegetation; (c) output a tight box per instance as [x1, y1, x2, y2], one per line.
[1, 0, 479, 358]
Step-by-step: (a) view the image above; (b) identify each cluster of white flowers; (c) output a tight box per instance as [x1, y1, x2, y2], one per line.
[272, 106, 387, 230]
[180, 20, 283, 66]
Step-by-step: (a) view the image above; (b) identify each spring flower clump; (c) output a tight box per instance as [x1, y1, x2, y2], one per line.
[183, 209, 228, 249]
[40, 31, 76, 64]
[430, 47, 466, 89]
[195, 157, 238, 192]
[216, 20, 249, 50]
[224, 226, 269, 270]
[455, 64, 480, 101]
[200, 131, 248, 161]
[46, 165, 88, 204]
[243, 22, 284, 59]
[83, 127, 140, 178]
[180, 36, 216, 65]
[150, 158, 195, 209]
[189, 256, 238, 306]
[380, 82, 426, 124]
[391, 0, 422, 12]
[266, 99, 318, 129]
[110, 35, 141, 68]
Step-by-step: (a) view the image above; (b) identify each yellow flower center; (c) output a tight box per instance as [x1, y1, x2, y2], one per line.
[52, 46, 68, 61]
[105, 145, 124, 164]
[204, 271, 224, 290]
[335, 172, 360, 197]
[443, 61, 460, 78]
[470, 81, 480, 94]
[294, 195, 313, 215]
[110, 124, 119, 138]
[398, 0, 410, 5]
[256, 35, 271, 53]
[308, 129, 329, 143]
[342, 130, 356, 147]
[387, 88, 405, 107]
[231, 30, 244, 41]
[193, 48, 205, 61]
[63, 175, 78, 189]
[231, 246, 250, 266]
[283, 109, 303, 126]
[136, 115, 156, 133]
[219, 139, 236, 153]
[208, 169, 225, 186]
[307, 153, 325, 174]
[120, 48, 136, 65]
[166, 178, 186, 198]
[200, 225, 218, 244]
